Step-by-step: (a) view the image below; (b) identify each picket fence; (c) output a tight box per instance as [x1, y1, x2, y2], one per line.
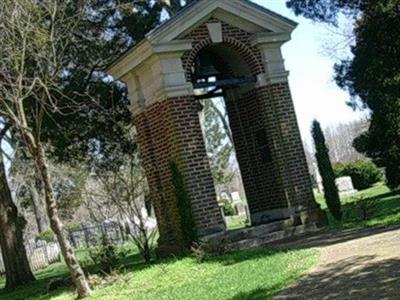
[0, 241, 61, 274]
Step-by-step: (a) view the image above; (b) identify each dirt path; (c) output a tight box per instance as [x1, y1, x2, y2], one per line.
[274, 226, 400, 300]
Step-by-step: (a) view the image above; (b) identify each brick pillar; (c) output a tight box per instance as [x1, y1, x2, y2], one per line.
[135, 96, 225, 255]
[226, 83, 321, 225]
[256, 83, 319, 212]
[244, 32, 325, 226]
[225, 90, 287, 225]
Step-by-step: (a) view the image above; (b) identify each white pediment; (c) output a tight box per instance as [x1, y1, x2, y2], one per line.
[108, 0, 296, 80]
[147, 0, 297, 43]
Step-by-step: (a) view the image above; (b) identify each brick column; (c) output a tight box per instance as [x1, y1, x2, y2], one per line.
[250, 32, 325, 225]
[257, 83, 318, 211]
[135, 96, 225, 255]
[225, 89, 288, 225]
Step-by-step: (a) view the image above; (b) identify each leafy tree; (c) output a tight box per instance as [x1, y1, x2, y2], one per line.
[202, 99, 235, 196]
[163, 0, 197, 15]
[0, 1, 97, 296]
[312, 120, 342, 220]
[287, 0, 400, 189]
[0, 0, 182, 291]
[338, 1, 400, 189]
[286, 0, 362, 25]
[40, 0, 165, 165]
[85, 150, 157, 264]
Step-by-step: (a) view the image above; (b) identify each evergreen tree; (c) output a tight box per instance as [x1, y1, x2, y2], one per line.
[312, 120, 342, 220]
[287, 0, 400, 189]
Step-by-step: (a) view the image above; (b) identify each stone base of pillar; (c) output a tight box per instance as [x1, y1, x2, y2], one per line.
[197, 224, 226, 238]
[250, 205, 327, 228]
[298, 207, 328, 228]
[250, 207, 293, 226]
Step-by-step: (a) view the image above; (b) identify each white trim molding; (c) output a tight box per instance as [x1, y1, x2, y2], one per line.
[106, 0, 298, 115]
[252, 32, 292, 86]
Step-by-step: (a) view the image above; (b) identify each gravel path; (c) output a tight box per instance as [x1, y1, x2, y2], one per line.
[275, 226, 400, 300]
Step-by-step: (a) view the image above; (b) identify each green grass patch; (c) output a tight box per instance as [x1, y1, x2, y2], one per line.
[226, 215, 248, 230]
[316, 183, 400, 229]
[0, 247, 318, 300]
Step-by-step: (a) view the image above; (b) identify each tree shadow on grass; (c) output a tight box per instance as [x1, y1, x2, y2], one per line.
[362, 190, 400, 201]
[205, 248, 291, 267]
[0, 250, 154, 300]
[269, 224, 400, 251]
[275, 255, 400, 299]
[0, 275, 74, 300]
[341, 189, 400, 220]
[229, 284, 284, 300]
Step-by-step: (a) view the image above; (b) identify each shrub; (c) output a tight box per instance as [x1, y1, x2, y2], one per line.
[332, 162, 346, 178]
[222, 200, 236, 216]
[36, 229, 55, 243]
[336, 159, 383, 190]
[88, 235, 127, 275]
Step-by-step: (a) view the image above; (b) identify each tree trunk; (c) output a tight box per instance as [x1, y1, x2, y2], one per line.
[29, 180, 50, 234]
[32, 142, 91, 298]
[0, 155, 35, 290]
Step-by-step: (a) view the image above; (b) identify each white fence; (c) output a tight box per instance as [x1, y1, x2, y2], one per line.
[0, 241, 61, 274]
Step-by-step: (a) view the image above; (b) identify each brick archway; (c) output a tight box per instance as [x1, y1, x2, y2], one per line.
[182, 36, 265, 81]
[185, 34, 294, 226]
[107, 0, 325, 256]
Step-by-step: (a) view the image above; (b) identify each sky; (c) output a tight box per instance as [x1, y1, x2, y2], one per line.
[253, 0, 367, 142]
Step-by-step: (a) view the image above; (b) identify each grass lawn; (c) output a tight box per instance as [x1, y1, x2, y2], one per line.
[4, 184, 396, 300]
[316, 182, 400, 230]
[226, 214, 248, 230]
[0, 247, 318, 300]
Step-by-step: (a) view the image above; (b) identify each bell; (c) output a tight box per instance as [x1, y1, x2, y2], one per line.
[194, 51, 220, 80]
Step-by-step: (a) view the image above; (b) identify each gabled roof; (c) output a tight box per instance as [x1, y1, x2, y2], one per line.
[146, 0, 297, 43]
[107, 0, 297, 79]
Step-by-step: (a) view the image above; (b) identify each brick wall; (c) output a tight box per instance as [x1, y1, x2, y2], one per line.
[225, 89, 287, 216]
[256, 83, 317, 211]
[135, 96, 225, 254]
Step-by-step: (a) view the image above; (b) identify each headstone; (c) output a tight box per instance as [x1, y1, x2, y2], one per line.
[235, 203, 247, 216]
[313, 162, 324, 193]
[335, 176, 357, 197]
[231, 192, 241, 204]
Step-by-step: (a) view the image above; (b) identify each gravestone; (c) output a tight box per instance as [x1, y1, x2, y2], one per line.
[231, 192, 242, 204]
[336, 176, 357, 197]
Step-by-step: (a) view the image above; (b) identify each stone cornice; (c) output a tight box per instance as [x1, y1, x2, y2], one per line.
[108, 40, 193, 81]
[250, 32, 292, 47]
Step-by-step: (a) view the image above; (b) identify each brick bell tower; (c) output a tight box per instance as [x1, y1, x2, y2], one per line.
[108, 0, 325, 255]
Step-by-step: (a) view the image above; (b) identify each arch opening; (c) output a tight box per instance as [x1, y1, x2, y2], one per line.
[191, 42, 286, 230]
